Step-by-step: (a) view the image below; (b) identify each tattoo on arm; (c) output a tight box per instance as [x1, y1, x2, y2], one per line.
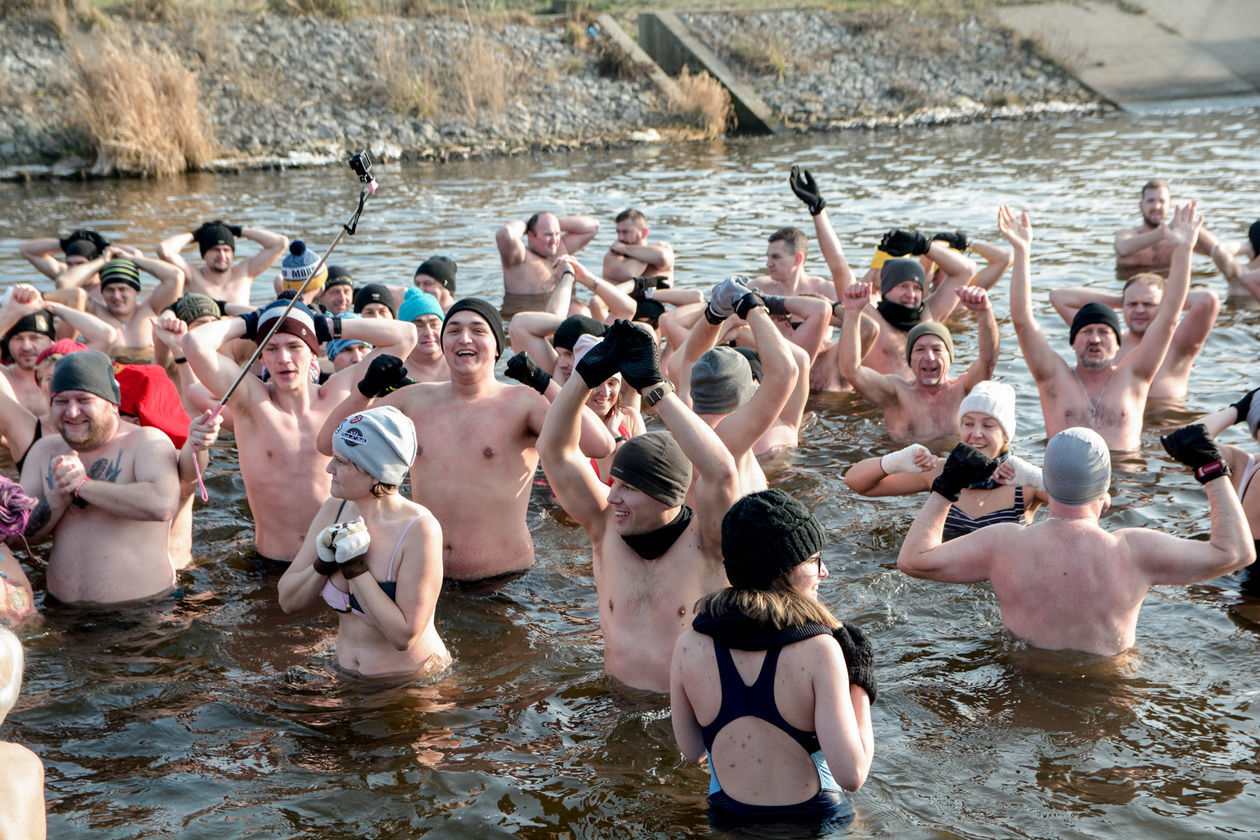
[24, 498, 50, 537]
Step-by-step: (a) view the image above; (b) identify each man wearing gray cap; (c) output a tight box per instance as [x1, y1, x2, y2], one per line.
[897, 426, 1254, 656]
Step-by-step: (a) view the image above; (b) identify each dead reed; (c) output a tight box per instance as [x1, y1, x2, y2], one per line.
[670, 66, 732, 139]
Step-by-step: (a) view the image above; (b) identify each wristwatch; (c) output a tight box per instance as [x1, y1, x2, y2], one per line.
[641, 381, 674, 407]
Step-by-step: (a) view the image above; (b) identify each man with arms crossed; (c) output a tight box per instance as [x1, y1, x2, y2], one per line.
[898, 425, 1253, 656]
[158, 219, 288, 305]
[182, 298, 416, 563]
[1114, 179, 1220, 270]
[20, 351, 180, 605]
[602, 209, 674, 286]
[538, 320, 739, 693]
[1001, 202, 1196, 451]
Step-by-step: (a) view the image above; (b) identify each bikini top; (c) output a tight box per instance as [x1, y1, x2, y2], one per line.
[699, 642, 821, 758]
[942, 486, 1025, 542]
[320, 502, 422, 618]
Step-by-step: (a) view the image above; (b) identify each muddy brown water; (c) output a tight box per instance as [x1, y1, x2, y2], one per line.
[2, 103, 1259, 838]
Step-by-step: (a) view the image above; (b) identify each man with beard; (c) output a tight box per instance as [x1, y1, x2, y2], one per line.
[601, 209, 674, 286]
[1114, 180, 1220, 270]
[19, 351, 180, 606]
[56, 247, 184, 362]
[844, 241, 975, 378]
[158, 219, 288, 306]
[838, 283, 997, 447]
[0, 287, 60, 419]
[1048, 274, 1218, 403]
[497, 211, 600, 315]
[1001, 202, 1196, 451]
[317, 298, 615, 582]
[182, 298, 416, 564]
[19, 228, 110, 286]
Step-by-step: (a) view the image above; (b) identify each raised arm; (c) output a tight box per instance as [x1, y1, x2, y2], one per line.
[1047, 285, 1123, 325]
[998, 205, 1062, 385]
[559, 215, 600, 256]
[131, 250, 185, 314]
[653, 387, 738, 551]
[713, 302, 799, 458]
[788, 166, 855, 294]
[767, 294, 831, 363]
[18, 237, 65, 279]
[844, 446, 937, 496]
[837, 284, 899, 407]
[922, 240, 976, 322]
[563, 255, 636, 320]
[507, 311, 563, 373]
[238, 225, 289, 279]
[955, 287, 999, 390]
[179, 313, 255, 402]
[607, 240, 673, 273]
[43, 302, 119, 352]
[156, 230, 196, 282]
[965, 237, 1013, 291]
[1126, 202, 1197, 381]
[496, 220, 528, 269]
[537, 366, 614, 536]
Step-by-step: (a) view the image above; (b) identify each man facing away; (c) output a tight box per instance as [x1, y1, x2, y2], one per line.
[898, 426, 1253, 656]
[538, 320, 739, 693]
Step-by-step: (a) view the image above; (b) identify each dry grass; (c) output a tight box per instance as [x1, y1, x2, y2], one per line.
[728, 34, 793, 80]
[669, 66, 732, 139]
[374, 23, 512, 120]
[376, 31, 439, 118]
[68, 34, 216, 175]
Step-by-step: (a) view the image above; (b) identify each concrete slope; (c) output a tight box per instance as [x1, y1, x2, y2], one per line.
[994, 0, 1260, 104]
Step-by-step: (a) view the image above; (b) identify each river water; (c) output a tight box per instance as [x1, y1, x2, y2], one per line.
[2, 103, 1259, 838]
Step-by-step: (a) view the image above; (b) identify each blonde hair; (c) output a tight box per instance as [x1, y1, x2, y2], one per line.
[696, 576, 840, 630]
[0, 627, 23, 724]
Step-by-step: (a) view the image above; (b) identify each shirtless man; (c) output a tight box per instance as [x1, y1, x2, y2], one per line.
[58, 248, 184, 361]
[0, 288, 59, 419]
[1211, 220, 1260, 299]
[538, 320, 739, 692]
[413, 256, 457, 312]
[497, 211, 600, 309]
[897, 426, 1253, 656]
[1048, 275, 1218, 402]
[1114, 179, 1219, 269]
[396, 288, 449, 382]
[20, 228, 109, 285]
[158, 219, 288, 306]
[182, 298, 416, 563]
[20, 351, 180, 605]
[320, 267, 355, 315]
[839, 283, 997, 446]
[317, 298, 614, 581]
[1002, 203, 1194, 451]
[602, 209, 674, 286]
[677, 278, 799, 493]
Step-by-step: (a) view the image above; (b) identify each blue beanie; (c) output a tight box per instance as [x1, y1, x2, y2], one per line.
[397, 287, 444, 323]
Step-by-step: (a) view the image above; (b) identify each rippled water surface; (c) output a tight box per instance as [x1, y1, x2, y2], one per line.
[2, 105, 1260, 838]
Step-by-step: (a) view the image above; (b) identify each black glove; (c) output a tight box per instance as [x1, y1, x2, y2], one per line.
[574, 327, 624, 388]
[239, 308, 262, 341]
[733, 291, 767, 320]
[357, 354, 410, 398]
[59, 229, 110, 254]
[762, 295, 790, 317]
[312, 312, 333, 345]
[789, 165, 827, 215]
[931, 443, 999, 501]
[632, 275, 670, 296]
[833, 622, 877, 705]
[879, 229, 931, 257]
[227, 223, 243, 237]
[1230, 387, 1259, 425]
[615, 320, 663, 391]
[505, 351, 553, 394]
[932, 230, 970, 252]
[1161, 423, 1231, 484]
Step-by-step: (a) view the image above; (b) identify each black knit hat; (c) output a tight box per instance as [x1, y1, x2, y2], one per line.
[1069, 302, 1122, 345]
[444, 297, 505, 359]
[415, 256, 457, 293]
[721, 489, 825, 590]
[353, 283, 396, 317]
[552, 314, 605, 351]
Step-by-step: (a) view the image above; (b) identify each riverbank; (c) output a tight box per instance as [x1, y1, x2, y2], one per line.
[0, 6, 1107, 179]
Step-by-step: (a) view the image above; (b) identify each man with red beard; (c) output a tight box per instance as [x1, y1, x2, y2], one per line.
[19, 351, 180, 605]
[158, 219, 288, 306]
[497, 210, 600, 315]
[837, 283, 997, 447]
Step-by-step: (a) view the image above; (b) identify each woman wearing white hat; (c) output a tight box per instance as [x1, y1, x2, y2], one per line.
[845, 381, 1047, 539]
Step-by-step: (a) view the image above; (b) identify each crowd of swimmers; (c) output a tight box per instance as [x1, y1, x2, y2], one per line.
[1, 167, 1259, 835]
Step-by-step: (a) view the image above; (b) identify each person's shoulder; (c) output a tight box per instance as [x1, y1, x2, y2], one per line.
[128, 424, 178, 454]
[0, 741, 43, 778]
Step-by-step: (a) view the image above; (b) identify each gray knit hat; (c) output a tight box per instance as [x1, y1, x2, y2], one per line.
[50, 350, 120, 405]
[690, 346, 755, 415]
[609, 431, 692, 506]
[721, 489, 825, 590]
[1043, 427, 1111, 505]
[332, 405, 417, 486]
[880, 258, 925, 297]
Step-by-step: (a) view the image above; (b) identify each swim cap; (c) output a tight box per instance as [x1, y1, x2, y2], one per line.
[690, 346, 755, 415]
[324, 265, 353, 291]
[958, 380, 1016, 441]
[35, 339, 87, 368]
[904, 320, 954, 368]
[332, 405, 417, 486]
[115, 363, 190, 448]
[609, 430, 692, 507]
[397, 287, 444, 323]
[721, 488, 825, 590]
[280, 240, 327, 293]
[733, 346, 763, 383]
[552, 314, 605, 351]
[172, 293, 221, 325]
[50, 350, 120, 405]
[1043, 427, 1111, 505]
[880, 258, 926, 297]
[99, 258, 141, 292]
[1069, 302, 1121, 345]
[444, 298, 505, 359]
[353, 284, 396, 317]
[256, 298, 319, 354]
[192, 221, 235, 257]
[415, 256, 457, 293]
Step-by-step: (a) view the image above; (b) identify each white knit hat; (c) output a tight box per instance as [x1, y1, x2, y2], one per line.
[332, 406, 417, 486]
[958, 380, 1016, 441]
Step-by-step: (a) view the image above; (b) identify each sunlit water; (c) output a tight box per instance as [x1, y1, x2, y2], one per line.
[2, 105, 1259, 838]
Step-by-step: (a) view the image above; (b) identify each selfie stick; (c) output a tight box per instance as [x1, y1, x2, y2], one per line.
[193, 152, 378, 501]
